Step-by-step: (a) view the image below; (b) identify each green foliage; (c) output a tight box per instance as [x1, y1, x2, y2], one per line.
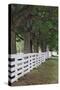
[11, 4, 58, 52]
[16, 40, 24, 53]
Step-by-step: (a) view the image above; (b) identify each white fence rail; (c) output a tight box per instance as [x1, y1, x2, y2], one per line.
[8, 51, 51, 85]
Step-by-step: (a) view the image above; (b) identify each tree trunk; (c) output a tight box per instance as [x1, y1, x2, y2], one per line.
[9, 30, 16, 54]
[30, 40, 32, 53]
[34, 39, 39, 53]
[40, 41, 47, 52]
[24, 31, 31, 53]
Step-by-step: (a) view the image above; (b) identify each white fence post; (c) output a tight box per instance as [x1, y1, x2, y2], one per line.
[15, 57, 18, 81]
[28, 54, 30, 72]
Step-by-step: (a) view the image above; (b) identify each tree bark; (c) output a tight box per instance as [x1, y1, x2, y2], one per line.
[30, 39, 32, 53]
[40, 41, 47, 52]
[10, 30, 16, 54]
[33, 38, 39, 53]
[8, 5, 16, 54]
[24, 31, 31, 53]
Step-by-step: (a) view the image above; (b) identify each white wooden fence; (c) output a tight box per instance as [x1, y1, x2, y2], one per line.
[8, 51, 51, 85]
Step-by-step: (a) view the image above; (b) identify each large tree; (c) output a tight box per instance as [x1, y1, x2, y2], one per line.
[9, 4, 58, 53]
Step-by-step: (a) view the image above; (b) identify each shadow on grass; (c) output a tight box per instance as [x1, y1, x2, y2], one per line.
[12, 57, 58, 86]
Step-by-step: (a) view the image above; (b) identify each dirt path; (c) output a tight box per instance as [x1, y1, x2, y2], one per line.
[12, 57, 58, 86]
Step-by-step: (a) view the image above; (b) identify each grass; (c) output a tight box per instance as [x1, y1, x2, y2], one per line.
[12, 57, 58, 86]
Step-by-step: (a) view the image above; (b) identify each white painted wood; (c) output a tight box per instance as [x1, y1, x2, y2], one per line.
[8, 67, 15, 72]
[10, 77, 17, 83]
[8, 51, 51, 83]
[8, 61, 15, 66]
[8, 72, 16, 77]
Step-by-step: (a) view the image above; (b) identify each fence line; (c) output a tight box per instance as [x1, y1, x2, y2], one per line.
[8, 51, 51, 85]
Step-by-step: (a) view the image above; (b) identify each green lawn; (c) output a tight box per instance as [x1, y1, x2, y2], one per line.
[12, 57, 58, 86]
